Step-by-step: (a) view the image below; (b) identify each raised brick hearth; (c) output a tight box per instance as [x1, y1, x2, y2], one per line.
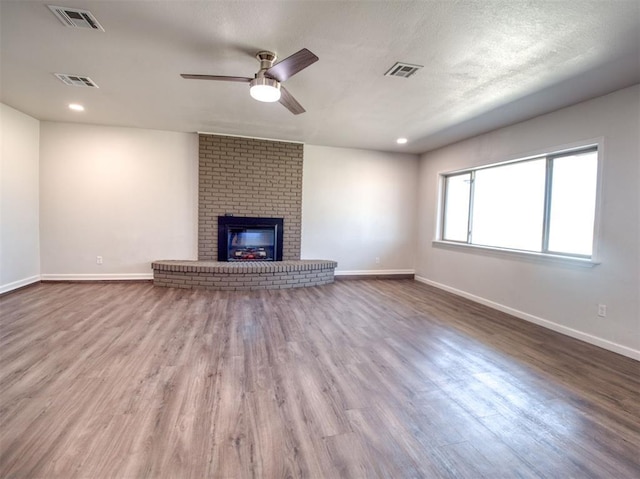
[152, 260, 337, 291]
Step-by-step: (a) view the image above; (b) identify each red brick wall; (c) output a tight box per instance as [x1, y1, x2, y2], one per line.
[198, 134, 303, 260]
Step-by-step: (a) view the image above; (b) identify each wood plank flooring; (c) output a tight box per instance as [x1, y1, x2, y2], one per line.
[1, 280, 638, 478]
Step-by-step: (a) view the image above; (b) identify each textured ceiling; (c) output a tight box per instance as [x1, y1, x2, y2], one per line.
[1, 1, 639, 153]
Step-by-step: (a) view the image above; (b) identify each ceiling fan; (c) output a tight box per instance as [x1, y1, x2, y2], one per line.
[181, 48, 319, 115]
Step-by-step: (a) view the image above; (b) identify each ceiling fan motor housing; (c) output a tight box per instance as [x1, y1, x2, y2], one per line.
[256, 51, 277, 71]
[251, 52, 281, 102]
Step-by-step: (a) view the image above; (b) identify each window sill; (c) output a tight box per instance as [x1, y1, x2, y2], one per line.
[432, 240, 600, 268]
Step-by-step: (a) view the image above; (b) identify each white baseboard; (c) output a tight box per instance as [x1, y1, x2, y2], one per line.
[335, 269, 415, 276]
[415, 275, 640, 361]
[41, 273, 153, 281]
[0, 275, 41, 294]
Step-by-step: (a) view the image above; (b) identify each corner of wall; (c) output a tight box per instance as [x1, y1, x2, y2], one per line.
[0, 103, 41, 293]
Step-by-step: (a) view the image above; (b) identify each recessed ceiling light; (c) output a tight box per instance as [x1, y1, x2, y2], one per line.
[396, 137, 408, 144]
[68, 103, 85, 111]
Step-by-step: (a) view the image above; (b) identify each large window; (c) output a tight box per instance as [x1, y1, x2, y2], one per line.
[440, 146, 599, 259]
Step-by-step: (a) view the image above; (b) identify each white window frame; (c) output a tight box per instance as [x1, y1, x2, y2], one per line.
[433, 139, 604, 267]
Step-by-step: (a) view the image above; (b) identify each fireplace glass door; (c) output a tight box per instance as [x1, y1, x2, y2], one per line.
[217, 216, 283, 261]
[228, 227, 275, 261]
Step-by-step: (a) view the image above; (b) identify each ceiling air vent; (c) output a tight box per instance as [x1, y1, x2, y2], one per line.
[54, 73, 99, 88]
[48, 5, 105, 31]
[384, 62, 423, 78]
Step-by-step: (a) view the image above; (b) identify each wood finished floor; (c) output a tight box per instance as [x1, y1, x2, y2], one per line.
[1, 280, 638, 479]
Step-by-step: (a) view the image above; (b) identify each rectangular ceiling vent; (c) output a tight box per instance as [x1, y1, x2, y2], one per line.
[54, 73, 99, 88]
[48, 5, 105, 31]
[384, 62, 423, 78]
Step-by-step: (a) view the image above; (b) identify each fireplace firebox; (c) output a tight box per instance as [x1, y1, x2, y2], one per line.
[218, 216, 283, 262]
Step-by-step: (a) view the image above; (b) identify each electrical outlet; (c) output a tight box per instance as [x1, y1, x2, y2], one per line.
[96, 256, 103, 265]
[375, 257, 380, 264]
[597, 304, 607, 318]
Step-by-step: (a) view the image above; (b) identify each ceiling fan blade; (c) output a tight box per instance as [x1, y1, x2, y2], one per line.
[265, 48, 319, 82]
[180, 74, 252, 82]
[279, 86, 305, 115]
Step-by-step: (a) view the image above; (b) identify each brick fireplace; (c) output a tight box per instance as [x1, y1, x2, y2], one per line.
[198, 134, 302, 261]
[152, 133, 337, 291]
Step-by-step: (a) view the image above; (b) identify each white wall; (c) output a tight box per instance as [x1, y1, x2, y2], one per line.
[302, 145, 418, 274]
[37, 124, 419, 279]
[417, 85, 640, 358]
[39, 123, 198, 278]
[0, 104, 41, 293]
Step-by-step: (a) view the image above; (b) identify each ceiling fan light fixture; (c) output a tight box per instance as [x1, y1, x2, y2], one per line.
[249, 77, 281, 102]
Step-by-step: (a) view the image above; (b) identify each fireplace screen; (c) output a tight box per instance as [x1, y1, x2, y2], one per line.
[218, 216, 283, 261]
[228, 228, 274, 260]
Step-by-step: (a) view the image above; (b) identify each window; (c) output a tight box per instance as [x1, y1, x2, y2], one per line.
[440, 146, 599, 259]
